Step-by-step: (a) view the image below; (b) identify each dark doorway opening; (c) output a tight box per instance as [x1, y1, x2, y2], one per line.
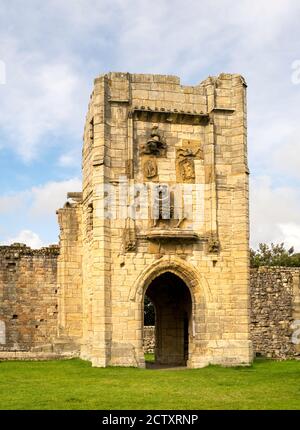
[144, 271, 192, 367]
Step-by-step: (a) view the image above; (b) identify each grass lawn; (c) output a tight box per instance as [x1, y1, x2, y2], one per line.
[0, 358, 299, 410]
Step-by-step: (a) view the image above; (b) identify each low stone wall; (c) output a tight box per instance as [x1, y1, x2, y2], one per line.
[143, 326, 155, 353]
[250, 267, 300, 359]
[0, 243, 59, 353]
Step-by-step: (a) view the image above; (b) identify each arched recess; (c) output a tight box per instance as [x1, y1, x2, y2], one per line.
[145, 271, 192, 365]
[129, 256, 211, 367]
[129, 255, 211, 304]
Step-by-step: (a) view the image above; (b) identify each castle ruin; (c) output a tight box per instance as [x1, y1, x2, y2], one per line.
[0, 73, 299, 366]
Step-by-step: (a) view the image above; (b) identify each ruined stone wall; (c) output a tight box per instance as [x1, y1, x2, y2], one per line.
[0, 244, 59, 354]
[57, 202, 83, 342]
[250, 267, 300, 359]
[143, 326, 155, 354]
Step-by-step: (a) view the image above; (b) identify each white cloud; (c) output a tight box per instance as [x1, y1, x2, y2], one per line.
[113, 0, 299, 77]
[0, 1, 112, 161]
[250, 176, 300, 251]
[271, 134, 300, 179]
[4, 229, 43, 249]
[0, 177, 81, 218]
[58, 154, 76, 167]
[1, 0, 300, 163]
[0, 177, 81, 246]
[0, 53, 85, 161]
[58, 151, 81, 168]
[30, 178, 82, 216]
[278, 223, 300, 251]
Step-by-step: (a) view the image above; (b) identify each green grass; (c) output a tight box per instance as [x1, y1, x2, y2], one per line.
[0, 358, 299, 410]
[144, 353, 155, 362]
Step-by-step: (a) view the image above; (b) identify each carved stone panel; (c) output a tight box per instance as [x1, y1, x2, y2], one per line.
[178, 158, 195, 181]
[207, 234, 220, 254]
[140, 126, 167, 157]
[176, 139, 204, 183]
[143, 158, 158, 180]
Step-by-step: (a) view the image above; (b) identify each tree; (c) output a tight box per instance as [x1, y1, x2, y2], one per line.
[250, 243, 300, 268]
[144, 296, 155, 326]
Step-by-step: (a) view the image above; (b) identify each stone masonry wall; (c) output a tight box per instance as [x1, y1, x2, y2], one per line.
[57, 202, 83, 341]
[0, 243, 59, 354]
[250, 267, 300, 358]
[143, 326, 155, 354]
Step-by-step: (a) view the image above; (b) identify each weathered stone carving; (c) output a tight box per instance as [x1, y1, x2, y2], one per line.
[140, 126, 166, 156]
[176, 139, 204, 183]
[178, 158, 195, 181]
[143, 158, 157, 179]
[123, 218, 136, 252]
[177, 146, 203, 159]
[124, 235, 136, 252]
[207, 235, 220, 253]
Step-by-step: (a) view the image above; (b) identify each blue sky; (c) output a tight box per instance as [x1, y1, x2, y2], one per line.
[0, 0, 300, 249]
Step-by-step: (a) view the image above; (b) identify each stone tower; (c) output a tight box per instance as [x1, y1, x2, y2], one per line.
[57, 72, 252, 367]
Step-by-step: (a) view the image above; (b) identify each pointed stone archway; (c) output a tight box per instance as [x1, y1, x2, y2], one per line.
[130, 256, 211, 368]
[145, 271, 192, 366]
